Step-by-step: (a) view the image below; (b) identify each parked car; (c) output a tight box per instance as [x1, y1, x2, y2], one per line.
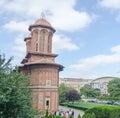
[106, 101, 114, 105]
[87, 99, 97, 103]
[113, 102, 120, 105]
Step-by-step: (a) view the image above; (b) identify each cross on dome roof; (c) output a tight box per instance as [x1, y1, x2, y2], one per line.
[41, 12, 45, 19]
[34, 12, 51, 27]
[29, 12, 56, 32]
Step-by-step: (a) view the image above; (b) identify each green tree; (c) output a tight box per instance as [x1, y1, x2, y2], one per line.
[80, 84, 100, 98]
[59, 83, 72, 103]
[0, 54, 37, 117]
[108, 78, 120, 97]
[93, 88, 101, 97]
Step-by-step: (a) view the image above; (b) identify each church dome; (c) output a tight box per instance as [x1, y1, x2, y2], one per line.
[29, 14, 55, 32]
[34, 18, 51, 27]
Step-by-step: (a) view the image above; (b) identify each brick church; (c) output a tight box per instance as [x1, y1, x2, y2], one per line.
[19, 15, 63, 113]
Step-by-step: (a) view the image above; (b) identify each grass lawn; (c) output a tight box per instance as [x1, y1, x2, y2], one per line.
[73, 102, 113, 108]
[64, 101, 120, 111]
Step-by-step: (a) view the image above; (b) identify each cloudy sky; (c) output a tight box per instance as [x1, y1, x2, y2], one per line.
[1, 0, 120, 79]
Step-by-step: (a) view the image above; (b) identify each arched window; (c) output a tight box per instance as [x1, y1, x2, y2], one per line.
[36, 31, 38, 42]
[41, 31, 45, 52]
[48, 33, 52, 53]
[35, 31, 39, 52]
[36, 43, 38, 52]
[48, 35, 51, 53]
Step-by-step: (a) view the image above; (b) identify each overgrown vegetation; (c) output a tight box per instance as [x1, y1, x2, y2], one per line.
[0, 54, 38, 117]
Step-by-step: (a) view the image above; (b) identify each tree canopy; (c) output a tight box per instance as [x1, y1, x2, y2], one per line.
[59, 83, 72, 103]
[66, 89, 80, 102]
[59, 83, 80, 103]
[108, 78, 120, 98]
[0, 54, 36, 117]
[80, 84, 100, 98]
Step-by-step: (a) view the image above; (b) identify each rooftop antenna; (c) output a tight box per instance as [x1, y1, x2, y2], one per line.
[41, 12, 45, 19]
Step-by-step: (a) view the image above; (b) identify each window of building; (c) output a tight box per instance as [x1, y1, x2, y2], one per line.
[41, 31, 45, 52]
[46, 80, 51, 86]
[33, 96, 37, 104]
[45, 98, 50, 109]
[36, 43, 38, 51]
[48, 35, 51, 53]
[39, 95, 43, 103]
[46, 100, 49, 106]
[35, 31, 39, 52]
[36, 31, 38, 42]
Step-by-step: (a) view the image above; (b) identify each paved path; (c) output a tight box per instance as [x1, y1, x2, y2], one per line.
[59, 106, 84, 118]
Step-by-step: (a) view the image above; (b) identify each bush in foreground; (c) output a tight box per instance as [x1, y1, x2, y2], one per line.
[85, 106, 120, 118]
[83, 113, 96, 118]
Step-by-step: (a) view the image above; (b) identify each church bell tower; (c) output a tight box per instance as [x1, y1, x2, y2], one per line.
[19, 14, 63, 113]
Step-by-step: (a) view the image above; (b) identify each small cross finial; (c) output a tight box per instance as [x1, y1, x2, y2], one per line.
[41, 12, 45, 19]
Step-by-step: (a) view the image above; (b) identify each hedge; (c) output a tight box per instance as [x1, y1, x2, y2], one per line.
[85, 106, 120, 118]
[60, 103, 88, 111]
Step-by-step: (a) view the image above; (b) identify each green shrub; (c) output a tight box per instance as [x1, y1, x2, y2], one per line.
[69, 115, 73, 118]
[85, 106, 120, 118]
[82, 113, 96, 118]
[45, 109, 49, 117]
[77, 114, 81, 118]
[67, 104, 88, 111]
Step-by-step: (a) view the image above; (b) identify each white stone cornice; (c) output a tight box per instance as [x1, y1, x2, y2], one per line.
[29, 85, 58, 89]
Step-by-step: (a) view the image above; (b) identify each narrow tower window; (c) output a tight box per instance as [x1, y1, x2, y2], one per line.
[48, 35, 51, 53]
[35, 31, 39, 52]
[48, 38, 50, 53]
[36, 43, 38, 51]
[41, 31, 45, 52]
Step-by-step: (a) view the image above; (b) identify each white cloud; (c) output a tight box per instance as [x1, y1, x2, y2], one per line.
[52, 34, 79, 53]
[4, 21, 30, 32]
[12, 36, 25, 53]
[99, 0, 120, 23]
[48, 7, 92, 31]
[70, 45, 120, 72]
[111, 45, 120, 54]
[99, 0, 120, 9]
[12, 35, 26, 65]
[2, 0, 93, 32]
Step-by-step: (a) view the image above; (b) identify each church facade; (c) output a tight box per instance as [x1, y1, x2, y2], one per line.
[19, 16, 63, 113]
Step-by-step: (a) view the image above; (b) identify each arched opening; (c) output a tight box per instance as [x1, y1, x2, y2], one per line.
[48, 33, 52, 53]
[36, 43, 38, 52]
[35, 30, 39, 52]
[41, 30, 45, 52]
[36, 31, 39, 42]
